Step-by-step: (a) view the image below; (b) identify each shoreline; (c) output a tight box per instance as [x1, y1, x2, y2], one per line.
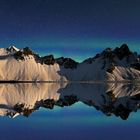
[0, 80, 135, 84]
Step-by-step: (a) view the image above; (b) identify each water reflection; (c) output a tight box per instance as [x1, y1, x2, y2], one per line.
[0, 83, 140, 120]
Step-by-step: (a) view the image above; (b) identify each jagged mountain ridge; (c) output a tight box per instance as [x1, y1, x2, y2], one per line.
[0, 44, 140, 81]
[0, 83, 140, 120]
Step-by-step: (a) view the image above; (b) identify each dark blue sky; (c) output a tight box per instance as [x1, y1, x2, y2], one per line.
[0, 0, 140, 61]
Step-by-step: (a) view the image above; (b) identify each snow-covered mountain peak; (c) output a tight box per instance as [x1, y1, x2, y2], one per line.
[0, 44, 140, 81]
[84, 44, 134, 63]
[0, 46, 20, 56]
[7, 46, 19, 52]
[101, 44, 134, 62]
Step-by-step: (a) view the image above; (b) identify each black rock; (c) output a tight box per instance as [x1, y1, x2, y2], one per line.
[13, 51, 24, 60]
[114, 104, 131, 120]
[14, 103, 25, 113]
[56, 95, 78, 107]
[55, 57, 65, 65]
[101, 48, 114, 59]
[14, 103, 34, 117]
[22, 108, 34, 117]
[41, 55, 55, 65]
[106, 65, 115, 74]
[131, 63, 140, 71]
[63, 58, 78, 69]
[131, 93, 140, 100]
[13, 47, 37, 61]
[83, 58, 93, 64]
[56, 57, 78, 69]
[114, 44, 132, 60]
[23, 47, 34, 56]
[43, 99, 55, 109]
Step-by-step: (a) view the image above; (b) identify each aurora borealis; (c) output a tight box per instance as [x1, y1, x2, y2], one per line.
[1, 1, 140, 140]
[0, 0, 140, 61]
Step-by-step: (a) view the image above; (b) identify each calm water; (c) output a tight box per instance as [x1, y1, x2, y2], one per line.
[0, 83, 140, 140]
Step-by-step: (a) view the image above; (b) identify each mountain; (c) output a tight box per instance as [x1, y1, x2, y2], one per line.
[0, 44, 140, 81]
[0, 83, 140, 120]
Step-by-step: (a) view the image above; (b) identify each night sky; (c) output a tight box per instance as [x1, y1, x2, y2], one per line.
[0, 0, 140, 61]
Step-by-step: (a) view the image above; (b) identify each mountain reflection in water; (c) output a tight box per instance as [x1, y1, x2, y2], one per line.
[0, 83, 140, 120]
